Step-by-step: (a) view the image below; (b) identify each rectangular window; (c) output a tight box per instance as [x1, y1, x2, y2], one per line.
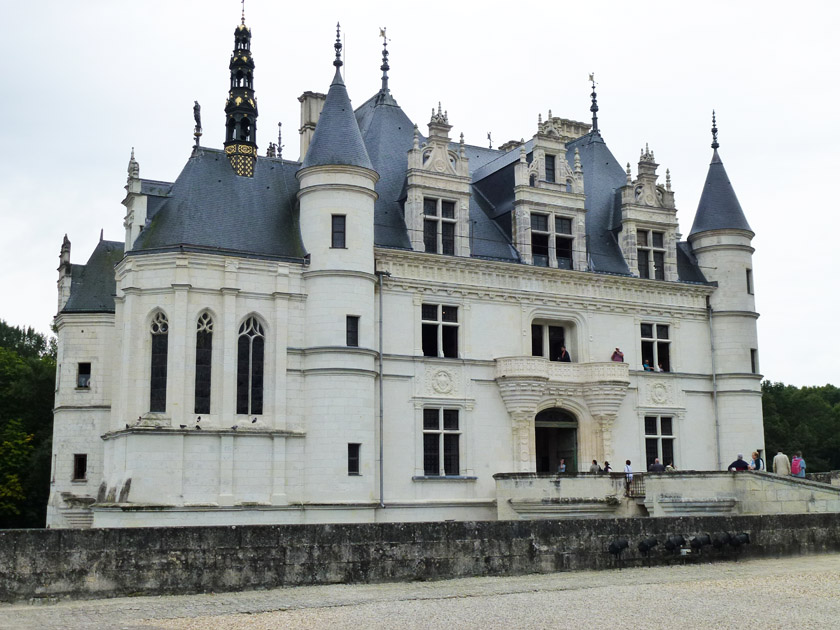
[530, 212, 574, 269]
[644, 415, 675, 470]
[544, 154, 556, 183]
[348, 443, 361, 475]
[531, 324, 567, 361]
[331, 215, 346, 248]
[421, 304, 458, 358]
[423, 197, 457, 255]
[423, 408, 460, 476]
[637, 229, 666, 279]
[77, 362, 91, 389]
[746, 268, 754, 294]
[750, 349, 758, 374]
[641, 323, 670, 371]
[346, 315, 359, 347]
[73, 454, 87, 481]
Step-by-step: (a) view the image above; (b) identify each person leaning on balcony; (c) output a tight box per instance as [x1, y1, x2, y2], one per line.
[649, 458, 666, 472]
[558, 346, 571, 362]
[624, 460, 633, 494]
[728, 453, 750, 471]
[773, 450, 791, 476]
[589, 459, 601, 473]
[611, 347, 624, 362]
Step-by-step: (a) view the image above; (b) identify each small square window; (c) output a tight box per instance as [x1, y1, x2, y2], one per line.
[531, 213, 548, 232]
[644, 416, 657, 435]
[348, 443, 361, 475]
[652, 231, 664, 248]
[77, 363, 91, 388]
[555, 217, 572, 234]
[441, 201, 456, 219]
[641, 323, 653, 338]
[423, 198, 437, 216]
[73, 454, 87, 481]
[637, 231, 648, 247]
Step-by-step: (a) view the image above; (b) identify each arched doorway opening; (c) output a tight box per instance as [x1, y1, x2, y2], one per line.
[535, 408, 578, 473]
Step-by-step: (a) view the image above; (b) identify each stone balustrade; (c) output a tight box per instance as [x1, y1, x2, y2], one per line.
[495, 357, 630, 384]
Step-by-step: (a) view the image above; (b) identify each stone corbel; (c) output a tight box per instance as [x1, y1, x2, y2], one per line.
[496, 376, 547, 472]
[583, 381, 630, 463]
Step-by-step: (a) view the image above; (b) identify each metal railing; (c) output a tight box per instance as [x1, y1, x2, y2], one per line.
[611, 472, 646, 497]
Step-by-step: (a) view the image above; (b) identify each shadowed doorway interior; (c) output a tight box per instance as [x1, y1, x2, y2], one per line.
[535, 408, 578, 473]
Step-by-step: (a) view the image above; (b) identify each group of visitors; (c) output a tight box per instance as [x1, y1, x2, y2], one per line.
[727, 450, 806, 477]
[771, 450, 807, 477]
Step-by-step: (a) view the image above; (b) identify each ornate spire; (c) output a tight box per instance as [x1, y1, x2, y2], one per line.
[277, 121, 283, 159]
[334, 23, 343, 68]
[711, 110, 719, 150]
[589, 73, 599, 133]
[379, 27, 389, 92]
[127, 147, 139, 181]
[241, 0, 246, 25]
[224, 14, 259, 176]
[666, 168, 672, 191]
[193, 101, 202, 147]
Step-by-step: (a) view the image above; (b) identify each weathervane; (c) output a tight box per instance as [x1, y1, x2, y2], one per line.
[487, 132, 492, 149]
[711, 110, 719, 150]
[379, 27, 390, 92]
[241, 0, 246, 24]
[193, 100, 202, 147]
[589, 72, 599, 133]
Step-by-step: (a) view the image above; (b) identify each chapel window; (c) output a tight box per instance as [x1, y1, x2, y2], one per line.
[194, 313, 213, 415]
[237, 316, 264, 415]
[149, 311, 169, 413]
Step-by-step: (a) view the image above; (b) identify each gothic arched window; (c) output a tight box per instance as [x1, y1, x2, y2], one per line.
[194, 313, 213, 414]
[236, 317, 264, 415]
[149, 311, 169, 412]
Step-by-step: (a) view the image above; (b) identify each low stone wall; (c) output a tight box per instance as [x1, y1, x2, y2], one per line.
[807, 471, 840, 487]
[2, 513, 840, 603]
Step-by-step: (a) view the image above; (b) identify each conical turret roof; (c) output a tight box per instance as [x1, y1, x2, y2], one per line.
[689, 149, 752, 237]
[301, 58, 373, 170]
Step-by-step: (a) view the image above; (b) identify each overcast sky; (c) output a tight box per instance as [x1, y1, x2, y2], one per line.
[1, 0, 837, 387]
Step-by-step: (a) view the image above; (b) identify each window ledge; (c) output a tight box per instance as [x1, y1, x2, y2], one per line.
[412, 475, 477, 481]
[75, 387, 91, 391]
[71, 479, 88, 484]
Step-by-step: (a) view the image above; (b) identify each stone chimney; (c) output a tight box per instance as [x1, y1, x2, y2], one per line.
[298, 91, 326, 161]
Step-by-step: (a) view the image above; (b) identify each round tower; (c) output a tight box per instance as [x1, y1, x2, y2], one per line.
[688, 114, 763, 467]
[295, 26, 380, 502]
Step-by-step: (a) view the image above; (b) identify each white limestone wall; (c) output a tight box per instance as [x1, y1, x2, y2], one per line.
[689, 228, 764, 466]
[47, 314, 116, 527]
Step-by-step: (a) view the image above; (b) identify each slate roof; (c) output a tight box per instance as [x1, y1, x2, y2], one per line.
[302, 68, 373, 171]
[132, 148, 305, 261]
[62, 240, 124, 313]
[689, 149, 752, 236]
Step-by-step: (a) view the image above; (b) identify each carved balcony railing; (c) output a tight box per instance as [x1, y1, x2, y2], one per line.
[495, 357, 630, 384]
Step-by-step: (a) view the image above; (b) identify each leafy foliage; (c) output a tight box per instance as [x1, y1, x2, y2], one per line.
[0, 320, 56, 528]
[762, 381, 840, 473]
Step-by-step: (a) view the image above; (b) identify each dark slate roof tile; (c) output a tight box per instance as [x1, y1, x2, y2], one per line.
[676, 241, 709, 284]
[62, 240, 125, 313]
[689, 149, 752, 236]
[133, 148, 305, 260]
[302, 68, 373, 171]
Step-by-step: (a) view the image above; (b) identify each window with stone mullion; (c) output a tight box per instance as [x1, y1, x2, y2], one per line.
[422, 408, 460, 476]
[236, 317, 264, 415]
[423, 198, 456, 255]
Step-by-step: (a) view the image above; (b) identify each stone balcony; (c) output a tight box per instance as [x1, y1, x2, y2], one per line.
[495, 357, 630, 384]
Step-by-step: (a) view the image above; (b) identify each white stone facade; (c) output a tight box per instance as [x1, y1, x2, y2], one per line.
[46, 25, 764, 529]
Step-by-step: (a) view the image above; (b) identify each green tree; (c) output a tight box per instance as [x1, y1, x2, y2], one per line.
[0, 418, 34, 522]
[0, 320, 56, 527]
[762, 381, 840, 472]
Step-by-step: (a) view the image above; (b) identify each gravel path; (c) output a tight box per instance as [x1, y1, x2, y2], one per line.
[1, 554, 838, 630]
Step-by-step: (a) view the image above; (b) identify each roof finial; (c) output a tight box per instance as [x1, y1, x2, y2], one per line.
[413, 124, 419, 150]
[277, 122, 283, 159]
[99, 228, 104, 242]
[589, 72, 599, 133]
[241, 0, 245, 25]
[193, 100, 202, 147]
[626, 162, 632, 184]
[379, 27, 390, 93]
[487, 132, 492, 149]
[666, 168, 672, 191]
[334, 22, 343, 68]
[711, 110, 719, 150]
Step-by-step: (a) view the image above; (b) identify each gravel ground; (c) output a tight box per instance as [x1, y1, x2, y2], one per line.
[1, 553, 838, 630]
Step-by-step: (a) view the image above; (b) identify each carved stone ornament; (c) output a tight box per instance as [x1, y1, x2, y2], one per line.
[647, 379, 673, 406]
[425, 366, 459, 396]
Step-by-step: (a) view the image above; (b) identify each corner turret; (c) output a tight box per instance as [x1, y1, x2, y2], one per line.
[687, 113, 763, 467]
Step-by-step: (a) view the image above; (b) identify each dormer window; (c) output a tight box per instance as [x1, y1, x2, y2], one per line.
[531, 212, 576, 270]
[423, 198, 456, 255]
[638, 229, 665, 280]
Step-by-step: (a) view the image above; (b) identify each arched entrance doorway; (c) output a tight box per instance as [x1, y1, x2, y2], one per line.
[535, 408, 578, 473]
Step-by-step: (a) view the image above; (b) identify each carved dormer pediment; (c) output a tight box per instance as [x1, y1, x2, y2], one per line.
[618, 144, 680, 281]
[405, 105, 471, 257]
